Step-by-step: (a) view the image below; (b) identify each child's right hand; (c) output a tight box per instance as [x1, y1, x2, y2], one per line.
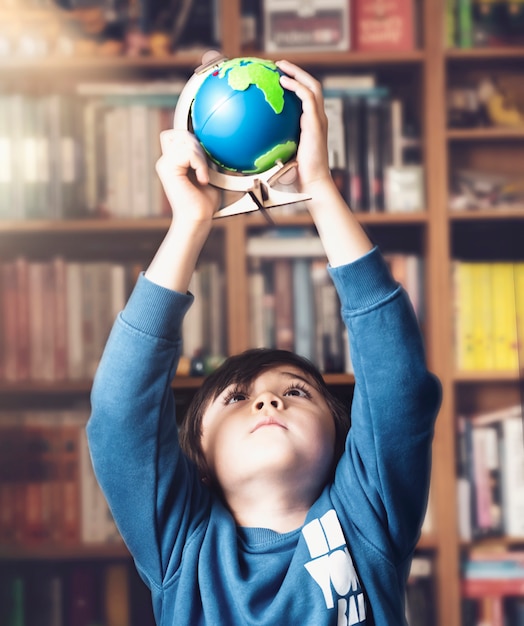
[156, 128, 220, 231]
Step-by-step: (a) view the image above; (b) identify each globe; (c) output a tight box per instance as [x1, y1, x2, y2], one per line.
[190, 57, 302, 175]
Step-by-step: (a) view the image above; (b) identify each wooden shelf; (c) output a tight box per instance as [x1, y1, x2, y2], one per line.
[449, 208, 524, 221]
[446, 46, 524, 60]
[241, 48, 426, 67]
[0, 542, 130, 561]
[454, 370, 524, 383]
[447, 126, 524, 141]
[0, 217, 172, 234]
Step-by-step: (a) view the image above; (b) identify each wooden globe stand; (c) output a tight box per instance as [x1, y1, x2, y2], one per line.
[173, 55, 311, 220]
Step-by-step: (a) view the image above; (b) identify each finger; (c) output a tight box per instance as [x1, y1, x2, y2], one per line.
[276, 60, 323, 94]
[158, 130, 210, 185]
[279, 73, 321, 123]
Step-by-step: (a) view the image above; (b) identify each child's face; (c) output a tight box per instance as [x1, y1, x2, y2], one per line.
[200, 365, 336, 500]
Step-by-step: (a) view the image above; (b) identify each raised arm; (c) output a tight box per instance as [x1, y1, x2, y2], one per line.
[278, 61, 441, 562]
[276, 60, 373, 266]
[146, 127, 219, 291]
[87, 121, 220, 586]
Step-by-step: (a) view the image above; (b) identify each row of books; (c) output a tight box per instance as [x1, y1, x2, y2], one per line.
[245, 228, 424, 373]
[447, 0, 524, 49]
[0, 257, 137, 383]
[263, 0, 417, 53]
[456, 404, 524, 542]
[0, 409, 120, 547]
[0, 562, 155, 626]
[452, 261, 524, 372]
[0, 75, 425, 220]
[461, 549, 524, 626]
[321, 73, 424, 214]
[0, 85, 181, 221]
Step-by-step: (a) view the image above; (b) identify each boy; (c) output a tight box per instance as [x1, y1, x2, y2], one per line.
[87, 59, 441, 625]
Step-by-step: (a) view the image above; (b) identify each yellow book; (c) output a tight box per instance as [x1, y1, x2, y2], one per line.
[453, 262, 476, 371]
[514, 262, 524, 373]
[491, 262, 519, 371]
[104, 563, 131, 626]
[470, 263, 494, 370]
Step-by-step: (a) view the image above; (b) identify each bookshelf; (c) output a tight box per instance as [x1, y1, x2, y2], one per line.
[1, 1, 523, 625]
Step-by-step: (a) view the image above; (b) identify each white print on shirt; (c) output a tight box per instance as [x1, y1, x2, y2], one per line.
[302, 509, 366, 625]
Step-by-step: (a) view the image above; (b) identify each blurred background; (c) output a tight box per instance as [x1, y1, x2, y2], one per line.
[0, 1, 523, 625]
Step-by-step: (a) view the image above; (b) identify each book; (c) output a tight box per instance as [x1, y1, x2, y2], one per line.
[445, 0, 458, 47]
[352, 0, 416, 51]
[0, 575, 25, 626]
[263, 0, 351, 52]
[470, 263, 494, 370]
[246, 229, 325, 258]
[248, 258, 267, 350]
[104, 564, 131, 626]
[462, 576, 524, 596]
[458, 0, 473, 48]
[273, 258, 294, 352]
[491, 262, 518, 371]
[406, 556, 436, 626]
[501, 416, 524, 537]
[66, 565, 98, 626]
[471, 422, 503, 536]
[344, 95, 365, 212]
[456, 405, 524, 540]
[292, 258, 316, 363]
[0, 95, 14, 220]
[453, 262, 477, 371]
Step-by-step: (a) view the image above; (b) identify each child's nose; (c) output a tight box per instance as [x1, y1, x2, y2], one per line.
[253, 393, 282, 411]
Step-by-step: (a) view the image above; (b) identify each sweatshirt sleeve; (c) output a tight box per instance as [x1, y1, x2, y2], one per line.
[86, 273, 209, 587]
[329, 247, 441, 563]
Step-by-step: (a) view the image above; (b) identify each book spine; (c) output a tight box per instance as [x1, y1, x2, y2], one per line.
[273, 258, 294, 352]
[458, 0, 473, 48]
[491, 263, 518, 371]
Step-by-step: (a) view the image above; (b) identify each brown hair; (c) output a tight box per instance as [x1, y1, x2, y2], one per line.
[179, 348, 350, 482]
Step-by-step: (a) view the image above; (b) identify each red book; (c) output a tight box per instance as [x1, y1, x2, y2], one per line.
[462, 577, 524, 597]
[353, 0, 415, 52]
[53, 257, 68, 381]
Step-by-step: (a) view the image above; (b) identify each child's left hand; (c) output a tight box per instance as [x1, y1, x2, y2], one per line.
[276, 60, 332, 193]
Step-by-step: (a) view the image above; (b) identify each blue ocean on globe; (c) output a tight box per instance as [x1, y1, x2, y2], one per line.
[190, 57, 302, 174]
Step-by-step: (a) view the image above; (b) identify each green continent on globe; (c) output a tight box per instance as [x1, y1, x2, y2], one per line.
[217, 58, 285, 114]
[253, 141, 298, 173]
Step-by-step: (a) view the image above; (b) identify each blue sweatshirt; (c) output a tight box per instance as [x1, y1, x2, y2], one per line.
[87, 246, 441, 625]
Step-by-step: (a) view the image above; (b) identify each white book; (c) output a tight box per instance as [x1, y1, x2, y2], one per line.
[113, 107, 132, 217]
[324, 96, 346, 169]
[246, 235, 325, 258]
[501, 415, 524, 537]
[129, 104, 151, 217]
[148, 107, 164, 217]
[248, 260, 266, 349]
[322, 74, 376, 91]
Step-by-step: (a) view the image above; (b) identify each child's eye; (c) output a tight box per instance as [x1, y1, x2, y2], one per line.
[223, 387, 248, 405]
[284, 383, 312, 399]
